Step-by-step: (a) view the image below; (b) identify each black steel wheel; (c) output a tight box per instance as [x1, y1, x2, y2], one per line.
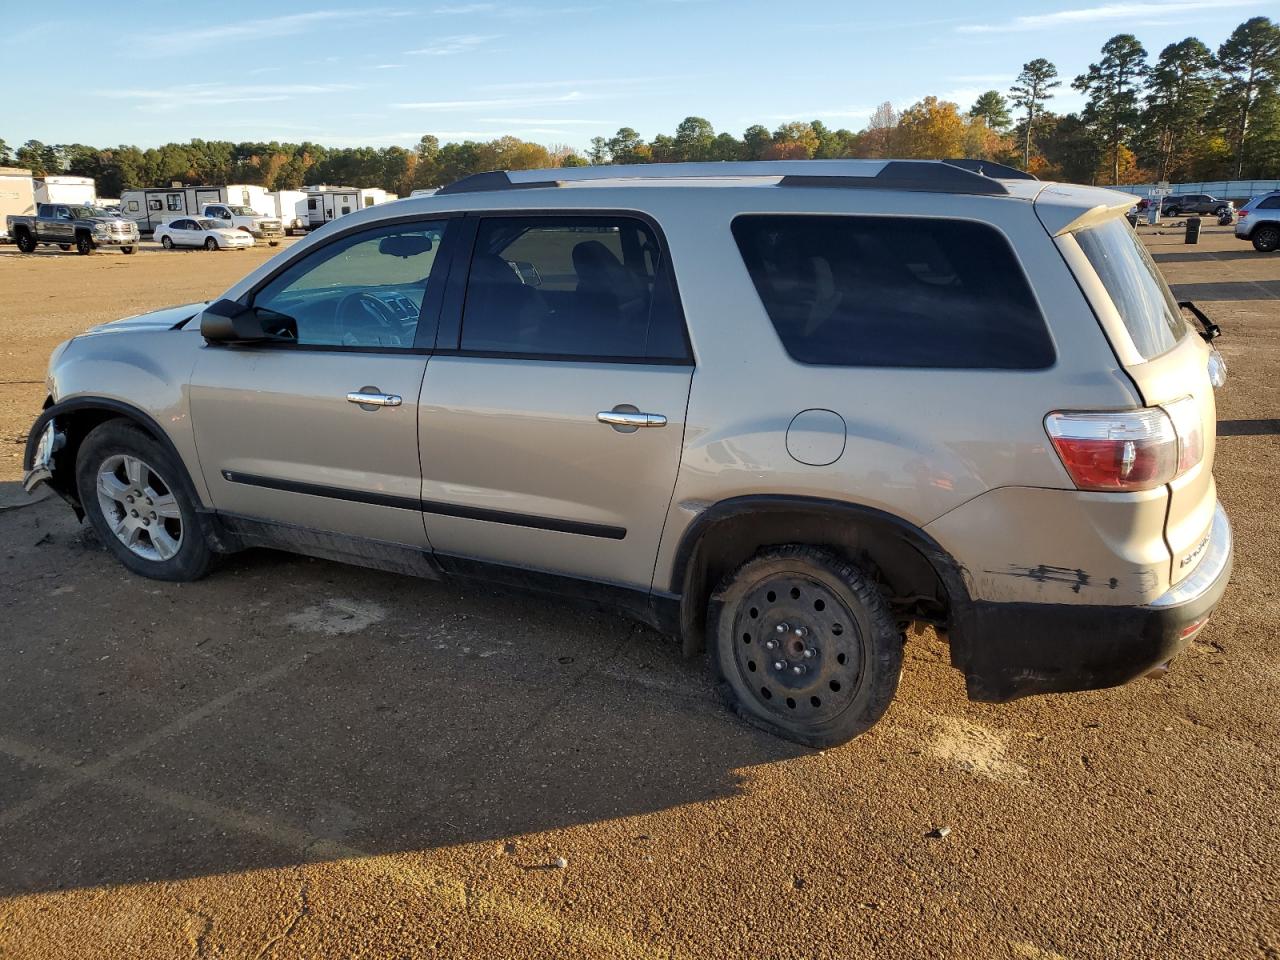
[75, 232, 93, 255]
[15, 230, 36, 253]
[709, 545, 903, 747]
[1253, 226, 1280, 253]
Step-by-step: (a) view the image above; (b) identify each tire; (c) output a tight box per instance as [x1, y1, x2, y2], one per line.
[75, 232, 93, 255]
[205, 237, 218, 251]
[1215, 206, 1229, 217]
[15, 230, 35, 253]
[1165, 206, 1180, 218]
[708, 545, 903, 747]
[269, 240, 279, 247]
[58, 244, 70, 251]
[1253, 225, 1280, 253]
[160, 235, 173, 249]
[75, 420, 213, 582]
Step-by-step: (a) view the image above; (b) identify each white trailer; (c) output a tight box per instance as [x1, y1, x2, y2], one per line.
[119, 184, 273, 233]
[34, 175, 96, 206]
[358, 187, 397, 208]
[267, 189, 308, 235]
[0, 167, 36, 242]
[304, 186, 360, 228]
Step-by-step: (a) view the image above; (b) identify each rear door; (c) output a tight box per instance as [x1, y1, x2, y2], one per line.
[1069, 215, 1218, 585]
[417, 213, 694, 589]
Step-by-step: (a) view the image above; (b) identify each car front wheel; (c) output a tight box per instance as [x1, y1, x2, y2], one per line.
[121, 245, 135, 255]
[75, 420, 213, 582]
[1253, 226, 1280, 252]
[75, 233, 93, 255]
[205, 237, 218, 251]
[708, 545, 903, 747]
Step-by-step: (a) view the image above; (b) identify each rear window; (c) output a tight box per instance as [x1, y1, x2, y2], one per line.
[1075, 217, 1186, 360]
[731, 215, 1054, 369]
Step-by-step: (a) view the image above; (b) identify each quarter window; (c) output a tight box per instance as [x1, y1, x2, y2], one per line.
[1259, 196, 1280, 210]
[731, 215, 1054, 369]
[459, 216, 689, 361]
[251, 220, 448, 349]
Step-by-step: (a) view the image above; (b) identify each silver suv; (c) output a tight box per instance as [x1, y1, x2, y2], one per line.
[23, 160, 1233, 746]
[1235, 192, 1280, 251]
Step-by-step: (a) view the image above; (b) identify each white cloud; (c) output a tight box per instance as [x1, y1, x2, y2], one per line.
[404, 34, 499, 55]
[95, 83, 359, 113]
[392, 91, 593, 111]
[959, 0, 1256, 33]
[476, 116, 617, 125]
[762, 106, 875, 122]
[143, 8, 410, 49]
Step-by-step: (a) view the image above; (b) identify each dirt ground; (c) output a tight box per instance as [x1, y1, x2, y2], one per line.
[0, 227, 1276, 959]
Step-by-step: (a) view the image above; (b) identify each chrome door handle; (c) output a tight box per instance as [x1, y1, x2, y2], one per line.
[597, 410, 667, 428]
[347, 391, 402, 407]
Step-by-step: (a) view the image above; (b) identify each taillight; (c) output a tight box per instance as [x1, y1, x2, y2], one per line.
[1163, 396, 1204, 473]
[1045, 408, 1178, 491]
[1238, 210, 1249, 218]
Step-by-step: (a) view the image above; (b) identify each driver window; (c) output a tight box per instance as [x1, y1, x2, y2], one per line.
[251, 219, 447, 349]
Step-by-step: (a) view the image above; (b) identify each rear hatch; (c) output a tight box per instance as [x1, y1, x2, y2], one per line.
[1049, 206, 1220, 587]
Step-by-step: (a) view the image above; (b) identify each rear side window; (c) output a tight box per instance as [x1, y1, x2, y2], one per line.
[459, 216, 689, 362]
[731, 215, 1053, 369]
[1259, 196, 1280, 210]
[1075, 217, 1186, 360]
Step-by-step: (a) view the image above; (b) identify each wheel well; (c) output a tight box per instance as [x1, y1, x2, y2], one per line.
[41, 405, 168, 512]
[673, 500, 959, 656]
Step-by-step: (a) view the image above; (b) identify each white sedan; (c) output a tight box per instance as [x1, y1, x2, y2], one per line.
[155, 218, 255, 251]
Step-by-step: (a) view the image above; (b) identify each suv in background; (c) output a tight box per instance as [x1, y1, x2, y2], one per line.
[1235, 192, 1280, 251]
[22, 160, 1233, 747]
[1162, 194, 1234, 218]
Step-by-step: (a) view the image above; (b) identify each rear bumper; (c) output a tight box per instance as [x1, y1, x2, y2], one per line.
[957, 502, 1233, 702]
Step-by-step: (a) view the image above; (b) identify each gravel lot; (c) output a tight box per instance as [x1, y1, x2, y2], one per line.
[0, 226, 1276, 959]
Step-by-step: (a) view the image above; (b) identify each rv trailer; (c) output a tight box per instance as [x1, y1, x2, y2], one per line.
[119, 184, 274, 233]
[33, 175, 97, 206]
[0, 168, 36, 242]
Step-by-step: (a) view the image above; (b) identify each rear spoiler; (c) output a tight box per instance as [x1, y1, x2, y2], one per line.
[1179, 300, 1220, 342]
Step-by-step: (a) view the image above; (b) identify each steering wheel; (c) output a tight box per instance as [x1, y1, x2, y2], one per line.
[336, 292, 402, 347]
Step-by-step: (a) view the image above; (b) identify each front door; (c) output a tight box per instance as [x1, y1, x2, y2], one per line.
[417, 214, 694, 589]
[188, 215, 455, 549]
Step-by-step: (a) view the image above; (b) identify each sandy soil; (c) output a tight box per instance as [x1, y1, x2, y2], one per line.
[0, 226, 1276, 959]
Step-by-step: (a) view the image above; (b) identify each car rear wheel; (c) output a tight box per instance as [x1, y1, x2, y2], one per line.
[205, 237, 218, 251]
[15, 230, 36, 253]
[75, 233, 93, 255]
[1165, 206, 1180, 218]
[75, 420, 212, 582]
[1253, 226, 1280, 252]
[708, 545, 903, 747]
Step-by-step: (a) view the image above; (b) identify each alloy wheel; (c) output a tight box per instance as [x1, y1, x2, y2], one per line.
[94, 454, 183, 561]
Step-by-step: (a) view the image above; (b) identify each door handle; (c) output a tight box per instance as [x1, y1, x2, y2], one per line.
[597, 410, 667, 428]
[347, 390, 402, 408]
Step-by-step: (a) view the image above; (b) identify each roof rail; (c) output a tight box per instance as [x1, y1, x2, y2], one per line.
[435, 159, 1021, 197]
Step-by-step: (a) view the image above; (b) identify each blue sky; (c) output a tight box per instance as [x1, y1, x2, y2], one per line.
[2, 0, 1274, 151]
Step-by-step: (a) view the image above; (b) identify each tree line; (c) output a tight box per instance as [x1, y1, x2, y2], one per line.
[2, 16, 1276, 194]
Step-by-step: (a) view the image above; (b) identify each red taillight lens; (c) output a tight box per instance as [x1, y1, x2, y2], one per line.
[1045, 409, 1178, 491]
[1238, 210, 1249, 218]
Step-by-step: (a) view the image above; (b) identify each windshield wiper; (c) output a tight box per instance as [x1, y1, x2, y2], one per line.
[1178, 300, 1220, 342]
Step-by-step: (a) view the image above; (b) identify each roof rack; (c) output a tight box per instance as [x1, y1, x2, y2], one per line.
[435, 159, 1031, 197]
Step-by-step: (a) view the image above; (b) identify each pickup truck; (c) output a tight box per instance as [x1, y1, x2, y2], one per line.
[7, 203, 139, 255]
[1160, 194, 1235, 218]
[199, 203, 284, 246]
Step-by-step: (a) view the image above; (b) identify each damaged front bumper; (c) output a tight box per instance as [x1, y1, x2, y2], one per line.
[955, 502, 1233, 702]
[22, 418, 65, 494]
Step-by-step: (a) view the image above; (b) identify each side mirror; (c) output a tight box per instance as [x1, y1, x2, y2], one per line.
[378, 234, 433, 258]
[201, 298, 295, 343]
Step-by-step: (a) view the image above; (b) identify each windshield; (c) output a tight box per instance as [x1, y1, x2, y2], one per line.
[226, 205, 256, 216]
[1075, 217, 1187, 360]
[70, 206, 113, 219]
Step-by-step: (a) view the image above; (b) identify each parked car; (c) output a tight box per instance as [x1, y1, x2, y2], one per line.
[6, 203, 139, 255]
[22, 160, 1232, 747]
[1160, 194, 1234, 218]
[155, 218, 255, 251]
[200, 203, 284, 245]
[1234, 192, 1280, 251]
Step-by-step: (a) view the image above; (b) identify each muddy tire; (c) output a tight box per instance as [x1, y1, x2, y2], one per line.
[15, 230, 36, 253]
[75, 420, 213, 582]
[75, 232, 93, 255]
[708, 545, 903, 747]
[1253, 226, 1280, 253]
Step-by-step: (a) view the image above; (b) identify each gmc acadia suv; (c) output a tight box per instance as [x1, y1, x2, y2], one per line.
[23, 160, 1233, 746]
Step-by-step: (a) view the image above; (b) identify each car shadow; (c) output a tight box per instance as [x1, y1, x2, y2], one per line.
[1218, 418, 1280, 437]
[0, 501, 809, 895]
[1151, 249, 1264, 264]
[1169, 280, 1280, 302]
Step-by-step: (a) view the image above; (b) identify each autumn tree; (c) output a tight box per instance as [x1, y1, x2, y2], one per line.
[1010, 59, 1061, 169]
[1074, 34, 1149, 184]
[969, 91, 1012, 131]
[893, 97, 967, 158]
[766, 122, 819, 159]
[1216, 16, 1280, 176]
[860, 102, 898, 158]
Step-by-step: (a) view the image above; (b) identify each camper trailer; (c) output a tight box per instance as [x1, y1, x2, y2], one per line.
[0, 168, 36, 242]
[119, 184, 274, 233]
[304, 186, 360, 228]
[358, 187, 397, 208]
[34, 175, 96, 206]
[267, 189, 308, 234]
